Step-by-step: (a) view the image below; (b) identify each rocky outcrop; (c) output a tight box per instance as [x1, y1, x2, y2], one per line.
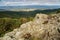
[0, 13, 60, 40]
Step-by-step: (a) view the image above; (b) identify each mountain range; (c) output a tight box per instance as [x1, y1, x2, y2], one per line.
[0, 5, 60, 10]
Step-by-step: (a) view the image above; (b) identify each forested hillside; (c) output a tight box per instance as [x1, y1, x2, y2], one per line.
[0, 8, 60, 18]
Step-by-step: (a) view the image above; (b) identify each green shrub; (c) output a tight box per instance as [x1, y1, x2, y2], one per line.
[0, 17, 34, 37]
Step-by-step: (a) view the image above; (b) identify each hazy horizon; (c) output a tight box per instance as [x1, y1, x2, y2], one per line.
[0, 0, 60, 9]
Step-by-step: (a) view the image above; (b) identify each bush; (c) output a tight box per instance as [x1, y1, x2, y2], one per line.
[0, 17, 34, 37]
[0, 18, 20, 37]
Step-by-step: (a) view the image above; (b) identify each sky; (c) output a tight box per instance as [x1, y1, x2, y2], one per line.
[0, 0, 60, 6]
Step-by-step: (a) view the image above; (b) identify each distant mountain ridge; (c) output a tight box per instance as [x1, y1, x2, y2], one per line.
[0, 5, 60, 10]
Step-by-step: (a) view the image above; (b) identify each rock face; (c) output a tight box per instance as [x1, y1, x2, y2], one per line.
[0, 13, 60, 40]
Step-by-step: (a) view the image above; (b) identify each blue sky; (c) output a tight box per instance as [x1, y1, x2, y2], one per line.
[0, 0, 60, 6]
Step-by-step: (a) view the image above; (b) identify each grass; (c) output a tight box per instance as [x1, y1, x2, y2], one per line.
[0, 17, 33, 37]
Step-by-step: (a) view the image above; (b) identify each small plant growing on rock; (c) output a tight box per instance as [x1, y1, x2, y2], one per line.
[22, 33, 31, 40]
[43, 20, 48, 24]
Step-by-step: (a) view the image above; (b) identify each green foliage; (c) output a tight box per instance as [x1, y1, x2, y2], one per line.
[0, 17, 33, 37]
[0, 8, 60, 18]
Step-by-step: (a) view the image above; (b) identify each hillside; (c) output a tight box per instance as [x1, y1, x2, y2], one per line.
[0, 13, 60, 40]
[0, 8, 60, 18]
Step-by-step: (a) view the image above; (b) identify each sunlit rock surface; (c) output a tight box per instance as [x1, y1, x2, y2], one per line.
[0, 13, 60, 40]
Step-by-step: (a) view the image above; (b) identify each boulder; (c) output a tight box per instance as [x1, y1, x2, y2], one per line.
[0, 13, 60, 40]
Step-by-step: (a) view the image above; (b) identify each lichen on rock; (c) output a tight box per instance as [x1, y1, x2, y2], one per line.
[0, 13, 60, 40]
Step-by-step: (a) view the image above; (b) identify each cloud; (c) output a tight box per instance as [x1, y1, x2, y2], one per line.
[0, 0, 60, 6]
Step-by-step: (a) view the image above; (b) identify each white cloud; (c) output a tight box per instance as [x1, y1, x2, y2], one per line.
[0, 0, 60, 6]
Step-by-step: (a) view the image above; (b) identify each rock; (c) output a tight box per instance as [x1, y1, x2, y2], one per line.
[0, 13, 60, 40]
